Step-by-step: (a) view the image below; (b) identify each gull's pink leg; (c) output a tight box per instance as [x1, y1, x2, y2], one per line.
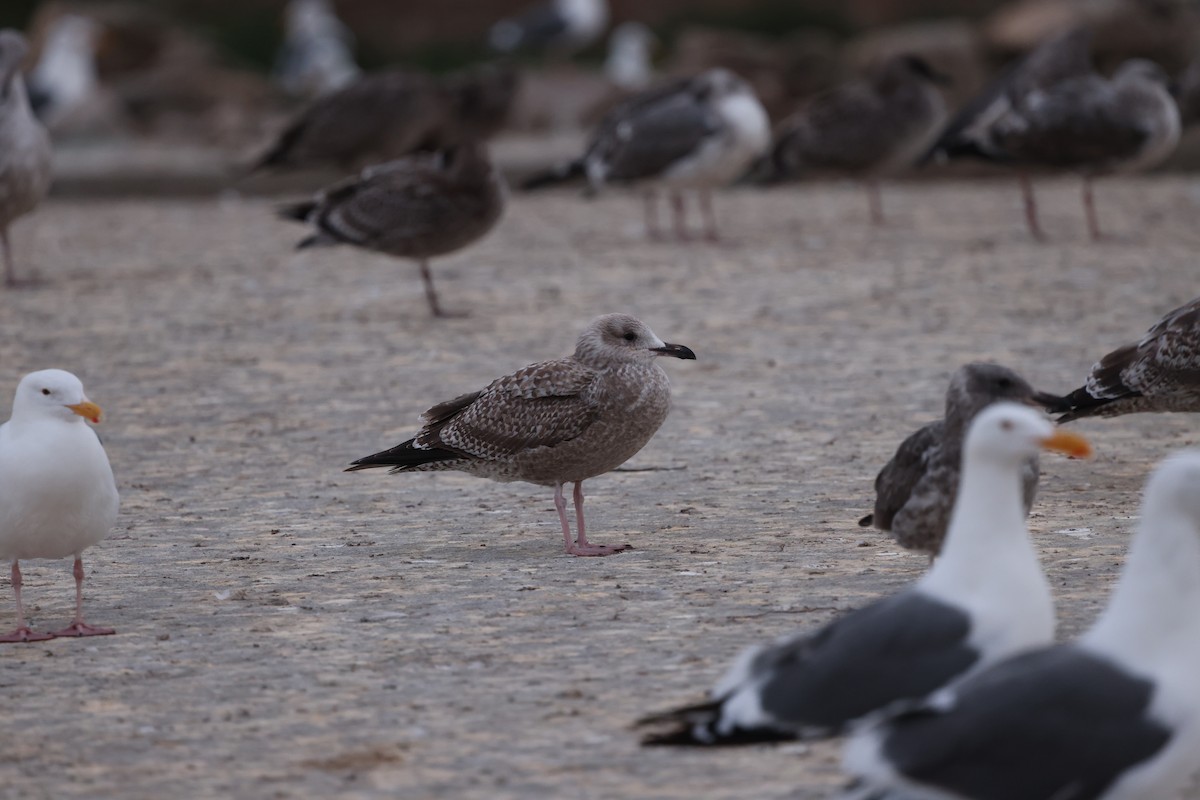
[556, 482, 629, 557]
[866, 179, 884, 226]
[0, 561, 54, 643]
[643, 190, 663, 241]
[698, 189, 720, 242]
[1081, 176, 1103, 241]
[52, 557, 114, 638]
[1018, 172, 1047, 242]
[670, 191, 690, 241]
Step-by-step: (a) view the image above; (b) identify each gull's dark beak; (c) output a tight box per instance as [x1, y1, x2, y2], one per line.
[651, 343, 696, 360]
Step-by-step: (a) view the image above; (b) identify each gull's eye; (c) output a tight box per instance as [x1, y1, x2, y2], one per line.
[623, 331, 637, 342]
[41, 388, 51, 396]
[1000, 419, 1014, 431]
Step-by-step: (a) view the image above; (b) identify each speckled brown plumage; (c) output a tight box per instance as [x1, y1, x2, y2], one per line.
[863, 364, 1042, 555]
[1039, 296, 1200, 422]
[0, 30, 52, 287]
[347, 314, 696, 556]
[278, 141, 505, 317]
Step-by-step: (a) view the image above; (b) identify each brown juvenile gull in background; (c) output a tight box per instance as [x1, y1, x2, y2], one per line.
[522, 68, 770, 241]
[250, 63, 518, 173]
[1038, 295, 1200, 422]
[346, 314, 696, 556]
[860, 363, 1042, 556]
[927, 28, 1179, 241]
[0, 29, 53, 288]
[278, 141, 504, 318]
[767, 55, 948, 225]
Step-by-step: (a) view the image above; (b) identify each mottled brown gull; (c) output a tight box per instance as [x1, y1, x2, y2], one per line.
[346, 314, 696, 556]
[927, 28, 1179, 241]
[860, 364, 1043, 556]
[0, 30, 52, 288]
[1038, 296, 1200, 423]
[278, 141, 504, 318]
[768, 55, 948, 225]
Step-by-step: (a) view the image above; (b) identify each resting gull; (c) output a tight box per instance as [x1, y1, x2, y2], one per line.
[273, 0, 361, 99]
[278, 141, 504, 318]
[928, 28, 1179, 240]
[346, 314, 696, 557]
[0, 30, 52, 288]
[1038, 295, 1200, 422]
[488, 0, 608, 56]
[842, 450, 1200, 800]
[0, 370, 118, 642]
[251, 63, 517, 173]
[523, 68, 770, 241]
[637, 404, 1090, 744]
[860, 363, 1043, 556]
[768, 55, 948, 224]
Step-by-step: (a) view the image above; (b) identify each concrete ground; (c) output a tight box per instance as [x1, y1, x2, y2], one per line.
[1, 174, 1199, 799]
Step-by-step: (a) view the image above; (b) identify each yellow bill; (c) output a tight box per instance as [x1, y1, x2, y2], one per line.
[1040, 429, 1090, 459]
[66, 401, 103, 424]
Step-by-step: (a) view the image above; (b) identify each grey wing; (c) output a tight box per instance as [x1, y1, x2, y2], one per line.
[588, 83, 717, 181]
[427, 359, 602, 459]
[992, 78, 1147, 166]
[889, 448, 957, 554]
[878, 647, 1172, 800]
[746, 591, 978, 732]
[871, 421, 943, 532]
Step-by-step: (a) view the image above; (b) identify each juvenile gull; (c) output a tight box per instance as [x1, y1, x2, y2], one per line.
[278, 141, 504, 318]
[0, 30, 52, 288]
[927, 28, 1179, 240]
[488, 0, 608, 56]
[637, 405, 1090, 744]
[522, 68, 770, 241]
[860, 363, 1043, 555]
[251, 63, 517, 173]
[768, 55, 948, 224]
[1038, 295, 1200, 422]
[0, 370, 118, 642]
[250, 69, 445, 172]
[842, 450, 1200, 800]
[346, 314, 695, 556]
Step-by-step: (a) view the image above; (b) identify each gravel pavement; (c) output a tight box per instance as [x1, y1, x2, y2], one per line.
[2, 175, 1200, 799]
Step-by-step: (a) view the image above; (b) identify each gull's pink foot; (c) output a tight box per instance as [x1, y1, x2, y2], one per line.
[566, 542, 631, 557]
[52, 622, 114, 637]
[0, 626, 55, 643]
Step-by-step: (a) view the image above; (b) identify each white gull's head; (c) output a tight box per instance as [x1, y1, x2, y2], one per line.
[963, 402, 1090, 467]
[10, 369, 102, 425]
[574, 314, 696, 368]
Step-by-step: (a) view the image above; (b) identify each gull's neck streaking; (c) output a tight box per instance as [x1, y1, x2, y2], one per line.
[1085, 502, 1200, 674]
[920, 445, 1051, 634]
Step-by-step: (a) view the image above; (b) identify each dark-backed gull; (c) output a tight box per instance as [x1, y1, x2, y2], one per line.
[842, 450, 1200, 800]
[637, 404, 1089, 744]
